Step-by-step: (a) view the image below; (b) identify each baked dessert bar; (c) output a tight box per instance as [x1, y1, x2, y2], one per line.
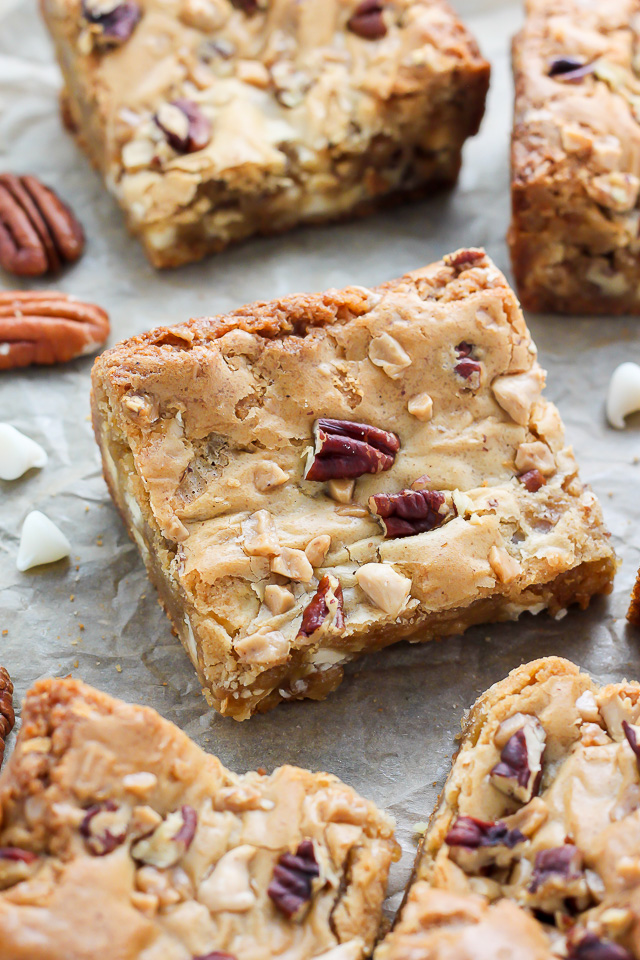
[509, 0, 640, 314]
[0, 676, 398, 959]
[628, 569, 640, 626]
[91, 249, 616, 720]
[40, 0, 490, 268]
[384, 657, 640, 959]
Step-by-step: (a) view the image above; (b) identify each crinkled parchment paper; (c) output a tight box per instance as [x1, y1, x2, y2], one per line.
[1, 0, 639, 915]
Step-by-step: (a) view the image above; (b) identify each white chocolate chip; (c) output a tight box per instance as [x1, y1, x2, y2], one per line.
[236, 59, 270, 89]
[254, 461, 290, 492]
[242, 510, 281, 557]
[305, 535, 331, 567]
[355, 563, 411, 617]
[156, 103, 189, 141]
[197, 845, 256, 913]
[606, 362, 640, 429]
[121, 139, 155, 172]
[234, 629, 290, 665]
[264, 584, 295, 615]
[327, 479, 355, 503]
[575, 690, 600, 724]
[586, 172, 640, 212]
[514, 441, 556, 477]
[491, 368, 545, 427]
[407, 393, 433, 422]
[0, 424, 47, 481]
[122, 772, 158, 796]
[368, 333, 412, 379]
[270, 547, 314, 582]
[488, 545, 522, 584]
[17, 511, 71, 572]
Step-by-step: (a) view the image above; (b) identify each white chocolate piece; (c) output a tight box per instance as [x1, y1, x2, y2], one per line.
[0, 424, 47, 481]
[606, 362, 640, 429]
[356, 564, 412, 617]
[368, 334, 412, 379]
[17, 511, 71, 572]
[407, 393, 433, 421]
[197, 845, 257, 913]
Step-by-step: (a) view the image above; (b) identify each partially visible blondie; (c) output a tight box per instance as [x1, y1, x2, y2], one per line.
[510, 0, 640, 314]
[91, 250, 615, 720]
[0, 677, 398, 959]
[40, 0, 489, 268]
[387, 657, 640, 959]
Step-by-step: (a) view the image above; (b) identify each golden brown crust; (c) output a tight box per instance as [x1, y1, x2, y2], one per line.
[0, 667, 14, 769]
[628, 568, 640, 626]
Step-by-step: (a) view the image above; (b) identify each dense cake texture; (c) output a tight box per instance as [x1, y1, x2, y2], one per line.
[0, 677, 398, 959]
[509, 0, 640, 315]
[91, 250, 616, 720]
[39, 0, 489, 268]
[384, 657, 640, 959]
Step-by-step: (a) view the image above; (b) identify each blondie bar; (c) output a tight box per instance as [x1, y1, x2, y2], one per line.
[510, 0, 640, 314]
[0, 676, 398, 959]
[40, 0, 489, 268]
[91, 250, 615, 719]
[385, 657, 640, 959]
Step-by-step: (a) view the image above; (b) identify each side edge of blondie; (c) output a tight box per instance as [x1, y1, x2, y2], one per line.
[509, 0, 640, 314]
[0, 676, 397, 959]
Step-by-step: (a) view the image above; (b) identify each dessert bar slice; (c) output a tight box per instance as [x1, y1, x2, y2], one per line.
[40, 0, 489, 268]
[0, 677, 398, 959]
[91, 250, 615, 720]
[510, 0, 640, 314]
[386, 657, 640, 959]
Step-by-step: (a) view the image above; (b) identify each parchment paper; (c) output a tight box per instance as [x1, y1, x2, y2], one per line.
[1, 0, 639, 913]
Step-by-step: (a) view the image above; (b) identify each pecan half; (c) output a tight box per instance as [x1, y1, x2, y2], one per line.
[82, 0, 141, 46]
[347, 0, 387, 39]
[155, 100, 211, 154]
[490, 714, 546, 804]
[304, 419, 400, 482]
[268, 840, 320, 919]
[548, 57, 596, 82]
[518, 469, 546, 493]
[0, 667, 14, 768]
[132, 806, 198, 868]
[0, 174, 84, 276]
[369, 488, 452, 539]
[0, 847, 39, 890]
[446, 816, 525, 873]
[81, 801, 129, 856]
[298, 575, 344, 640]
[567, 932, 632, 960]
[0, 291, 109, 370]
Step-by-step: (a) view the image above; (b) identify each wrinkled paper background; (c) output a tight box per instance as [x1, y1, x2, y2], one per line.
[1, 0, 639, 915]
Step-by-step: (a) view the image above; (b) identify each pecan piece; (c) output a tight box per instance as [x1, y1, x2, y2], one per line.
[490, 714, 546, 804]
[548, 57, 596, 82]
[0, 666, 14, 768]
[0, 174, 84, 277]
[347, 0, 387, 39]
[0, 847, 39, 890]
[446, 249, 486, 270]
[369, 488, 452, 539]
[518, 469, 546, 493]
[82, 0, 141, 45]
[268, 840, 320, 919]
[132, 805, 198, 868]
[298, 575, 344, 640]
[528, 845, 589, 912]
[567, 932, 632, 960]
[622, 720, 640, 771]
[155, 100, 211, 154]
[81, 800, 129, 856]
[445, 815, 525, 873]
[454, 342, 482, 383]
[304, 419, 400, 482]
[0, 291, 109, 370]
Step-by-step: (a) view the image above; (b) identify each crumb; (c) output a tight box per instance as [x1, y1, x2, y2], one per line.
[412, 822, 428, 835]
[1, 630, 7, 636]
[116, 664, 122, 673]
[79, 624, 85, 630]
[96, 538, 103, 546]
[69, 595, 75, 602]
[85, 506, 89, 512]
[73, 660, 79, 669]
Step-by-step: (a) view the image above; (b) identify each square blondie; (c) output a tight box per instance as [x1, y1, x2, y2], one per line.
[40, 0, 490, 267]
[91, 250, 615, 719]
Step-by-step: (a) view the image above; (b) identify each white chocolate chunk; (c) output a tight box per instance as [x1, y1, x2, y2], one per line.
[0, 424, 47, 481]
[270, 547, 313, 582]
[264, 584, 295, 615]
[491, 367, 545, 426]
[514, 441, 556, 477]
[488, 545, 522, 583]
[328, 479, 354, 503]
[355, 563, 411, 617]
[316, 940, 366, 960]
[305, 535, 331, 567]
[234, 629, 290, 665]
[242, 510, 280, 557]
[254, 461, 290, 492]
[197, 845, 256, 913]
[407, 393, 433, 421]
[368, 333, 412, 379]
[17, 511, 71, 572]
[606, 362, 640, 429]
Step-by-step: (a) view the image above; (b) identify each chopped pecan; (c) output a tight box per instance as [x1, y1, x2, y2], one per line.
[268, 840, 320, 919]
[447, 249, 486, 270]
[304, 418, 399, 482]
[622, 720, 640, 771]
[445, 816, 525, 873]
[155, 100, 211, 154]
[548, 58, 596, 82]
[81, 0, 141, 46]
[369, 488, 452, 539]
[567, 932, 632, 960]
[0, 174, 84, 277]
[230, 0, 260, 12]
[528, 845, 589, 913]
[80, 800, 129, 856]
[0, 666, 14, 768]
[0, 291, 110, 370]
[347, 0, 386, 39]
[298, 575, 344, 640]
[132, 805, 198, 868]
[0, 847, 39, 890]
[518, 469, 546, 493]
[455, 357, 482, 382]
[490, 714, 546, 804]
